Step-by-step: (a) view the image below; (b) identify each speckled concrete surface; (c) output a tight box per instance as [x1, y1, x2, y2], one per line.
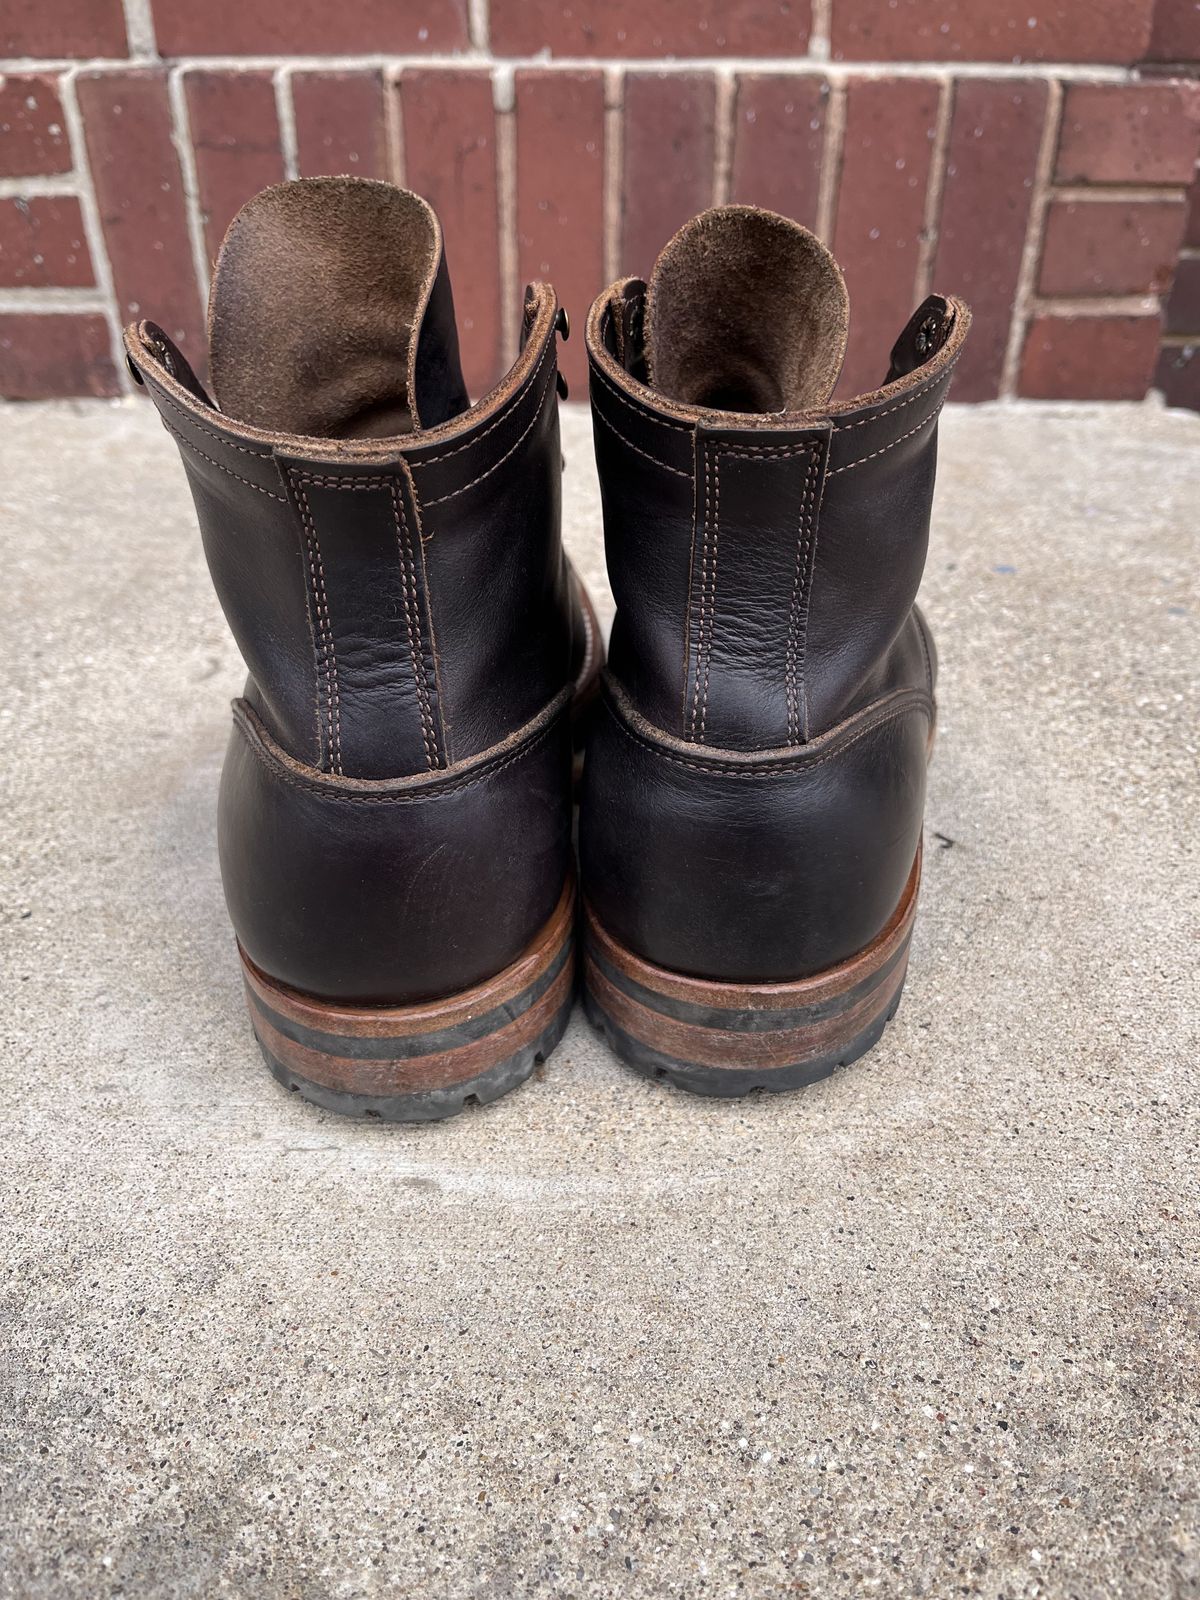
[1, 398, 1197, 1599]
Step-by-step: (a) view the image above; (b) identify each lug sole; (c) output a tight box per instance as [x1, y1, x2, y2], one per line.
[582, 850, 920, 1098]
[239, 878, 576, 1121]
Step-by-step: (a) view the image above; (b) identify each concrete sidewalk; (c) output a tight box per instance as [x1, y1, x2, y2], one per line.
[1, 398, 1197, 1599]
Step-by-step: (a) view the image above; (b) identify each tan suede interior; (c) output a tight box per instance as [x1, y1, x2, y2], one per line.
[644, 206, 849, 414]
[208, 178, 443, 439]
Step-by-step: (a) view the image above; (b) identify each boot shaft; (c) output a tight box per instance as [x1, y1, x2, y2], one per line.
[586, 207, 969, 751]
[127, 180, 577, 781]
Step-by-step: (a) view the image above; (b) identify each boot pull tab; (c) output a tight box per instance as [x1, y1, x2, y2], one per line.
[886, 296, 955, 384]
[129, 321, 214, 407]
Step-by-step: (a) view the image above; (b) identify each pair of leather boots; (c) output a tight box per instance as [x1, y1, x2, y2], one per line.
[126, 179, 969, 1121]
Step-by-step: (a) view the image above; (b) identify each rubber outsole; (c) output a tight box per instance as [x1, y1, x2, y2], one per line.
[257, 1002, 572, 1121]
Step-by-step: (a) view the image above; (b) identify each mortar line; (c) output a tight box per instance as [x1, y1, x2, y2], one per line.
[808, 0, 833, 62]
[493, 67, 519, 366]
[1052, 182, 1191, 204]
[0, 174, 80, 198]
[999, 77, 1063, 398]
[467, 0, 491, 53]
[119, 0, 158, 60]
[56, 69, 134, 394]
[1028, 291, 1162, 316]
[915, 75, 954, 300]
[815, 78, 846, 245]
[274, 67, 300, 181]
[385, 62, 409, 184]
[384, 64, 405, 186]
[0, 54, 1141, 81]
[0, 287, 110, 312]
[602, 67, 624, 281]
[712, 68, 736, 207]
[166, 65, 215, 313]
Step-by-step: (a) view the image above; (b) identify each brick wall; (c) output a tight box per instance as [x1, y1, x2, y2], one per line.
[2, 0, 1199, 406]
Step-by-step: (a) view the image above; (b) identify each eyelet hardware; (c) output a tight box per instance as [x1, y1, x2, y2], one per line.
[554, 305, 570, 342]
[144, 329, 180, 379]
[914, 313, 944, 358]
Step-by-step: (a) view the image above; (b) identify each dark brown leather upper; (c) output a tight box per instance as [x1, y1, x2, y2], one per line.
[580, 266, 969, 982]
[125, 187, 586, 1006]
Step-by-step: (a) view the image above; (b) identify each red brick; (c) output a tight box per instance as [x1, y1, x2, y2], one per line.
[1, 0, 126, 57]
[1155, 342, 1200, 409]
[185, 72, 285, 266]
[0, 198, 93, 288]
[0, 313, 119, 400]
[77, 70, 205, 363]
[399, 71, 503, 399]
[621, 73, 716, 274]
[515, 70, 605, 395]
[832, 78, 940, 397]
[1039, 199, 1186, 297]
[832, 0, 1152, 64]
[1165, 255, 1200, 332]
[0, 76, 72, 179]
[151, 0, 467, 53]
[293, 71, 389, 182]
[730, 76, 827, 230]
[934, 79, 1048, 402]
[1056, 84, 1199, 185]
[1145, 0, 1200, 61]
[492, 0, 810, 57]
[1018, 314, 1161, 399]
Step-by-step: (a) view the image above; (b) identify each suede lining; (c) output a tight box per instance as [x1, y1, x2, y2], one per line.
[644, 206, 849, 413]
[208, 178, 448, 440]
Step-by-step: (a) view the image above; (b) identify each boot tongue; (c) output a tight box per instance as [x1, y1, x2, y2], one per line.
[208, 178, 467, 440]
[643, 206, 849, 414]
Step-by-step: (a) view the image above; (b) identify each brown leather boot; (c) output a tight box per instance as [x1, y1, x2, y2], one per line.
[125, 178, 600, 1120]
[580, 205, 969, 1096]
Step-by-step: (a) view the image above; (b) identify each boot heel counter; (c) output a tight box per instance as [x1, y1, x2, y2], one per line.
[219, 692, 573, 1004]
[580, 679, 930, 983]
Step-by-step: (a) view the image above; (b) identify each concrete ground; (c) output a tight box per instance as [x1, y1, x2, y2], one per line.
[0, 396, 1197, 1600]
